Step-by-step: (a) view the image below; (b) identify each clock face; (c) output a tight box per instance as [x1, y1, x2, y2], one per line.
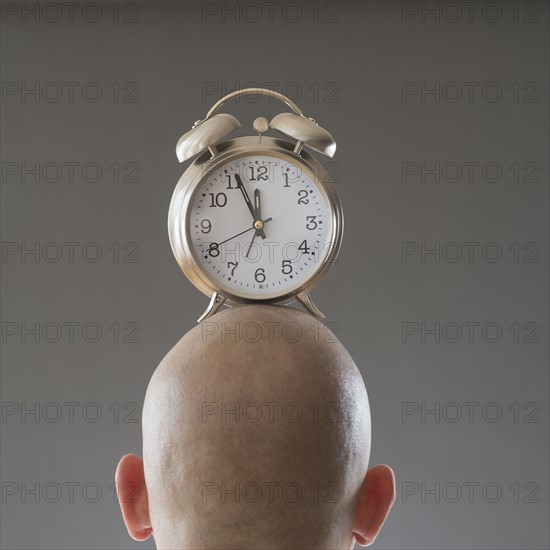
[187, 153, 333, 299]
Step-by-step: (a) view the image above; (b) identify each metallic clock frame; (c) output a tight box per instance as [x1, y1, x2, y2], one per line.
[168, 88, 343, 322]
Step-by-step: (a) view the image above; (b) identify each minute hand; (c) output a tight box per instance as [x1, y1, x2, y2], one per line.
[235, 174, 267, 239]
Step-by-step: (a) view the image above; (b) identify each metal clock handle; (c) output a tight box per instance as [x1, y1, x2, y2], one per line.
[199, 87, 305, 125]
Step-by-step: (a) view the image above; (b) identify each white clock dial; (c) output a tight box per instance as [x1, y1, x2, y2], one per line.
[188, 154, 332, 298]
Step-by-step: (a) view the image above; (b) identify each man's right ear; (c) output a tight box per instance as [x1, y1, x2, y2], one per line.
[115, 454, 152, 541]
[353, 464, 396, 546]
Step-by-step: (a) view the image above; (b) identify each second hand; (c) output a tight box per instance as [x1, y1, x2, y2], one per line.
[215, 217, 273, 247]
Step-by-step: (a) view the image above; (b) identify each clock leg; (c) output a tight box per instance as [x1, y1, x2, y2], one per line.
[197, 292, 227, 323]
[296, 290, 325, 320]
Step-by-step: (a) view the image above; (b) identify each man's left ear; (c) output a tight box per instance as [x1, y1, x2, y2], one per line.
[115, 453, 152, 541]
[353, 464, 396, 546]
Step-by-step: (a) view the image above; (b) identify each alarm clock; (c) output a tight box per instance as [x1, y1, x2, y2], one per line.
[168, 88, 343, 322]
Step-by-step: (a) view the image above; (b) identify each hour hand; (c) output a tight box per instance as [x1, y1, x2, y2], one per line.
[254, 189, 266, 240]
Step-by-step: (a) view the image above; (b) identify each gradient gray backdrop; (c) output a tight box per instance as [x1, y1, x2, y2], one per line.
[1, 1, 548, 549]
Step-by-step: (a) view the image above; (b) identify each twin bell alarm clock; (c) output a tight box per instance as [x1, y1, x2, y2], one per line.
[168, 88, 343, 322]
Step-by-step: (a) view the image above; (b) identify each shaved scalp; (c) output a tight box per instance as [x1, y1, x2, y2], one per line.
[143, 305, 371, 549]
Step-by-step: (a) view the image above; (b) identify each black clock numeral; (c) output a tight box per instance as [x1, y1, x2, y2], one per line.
[297, 189, 309, 205]
[282, 260, 292, 275]
[283, 173, 291, 188]
[298, 240, 310, 254]
[249, 166, 268, 181]
[200, 219, 212, 234]
[209, 192, 227, 207]
[254, 268, 266, 283]
[306, 215, 318, 230]
[228, 261, 238, 276]
[208, 243, 220, 257]
[225, 174, 235, 189]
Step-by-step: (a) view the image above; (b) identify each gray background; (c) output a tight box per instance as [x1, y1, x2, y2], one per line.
[1, 1, 548, 548]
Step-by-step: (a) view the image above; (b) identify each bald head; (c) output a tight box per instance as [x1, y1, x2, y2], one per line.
[116, 305, 394, 549]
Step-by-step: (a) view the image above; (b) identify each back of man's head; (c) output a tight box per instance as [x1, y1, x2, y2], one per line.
[116, 305, 394, 549]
